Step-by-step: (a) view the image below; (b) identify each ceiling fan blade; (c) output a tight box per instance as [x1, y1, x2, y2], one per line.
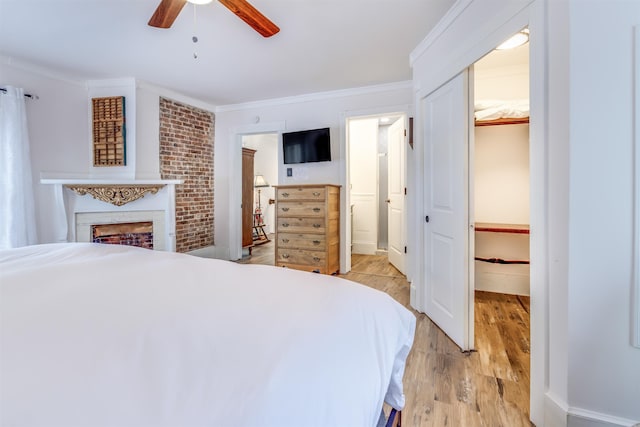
[148, 0, 187, 28]
[217, 0, 280, 37]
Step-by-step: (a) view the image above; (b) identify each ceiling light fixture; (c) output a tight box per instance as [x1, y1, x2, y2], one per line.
[187, 0, 213, 4]
[495, 29, 529, 50]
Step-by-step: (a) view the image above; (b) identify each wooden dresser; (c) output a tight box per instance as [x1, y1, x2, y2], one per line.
[274, 184, 340, 274]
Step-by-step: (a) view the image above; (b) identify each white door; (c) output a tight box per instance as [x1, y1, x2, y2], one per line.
[388, 117, 406, 274]
[422, 71, 473, 350]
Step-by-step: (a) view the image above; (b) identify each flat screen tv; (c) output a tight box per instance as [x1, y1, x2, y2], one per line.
[282, 127, 331, 164]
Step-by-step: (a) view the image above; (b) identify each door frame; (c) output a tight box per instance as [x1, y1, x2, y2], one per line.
[229, 121, 286, 260]
[410, 1, 547, 424]
[341, 106, 410, 274]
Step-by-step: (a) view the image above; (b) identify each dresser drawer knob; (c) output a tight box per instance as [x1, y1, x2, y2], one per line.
[313, 192, 320, 197]
[313, 256, 321, 262]
[282, 254, 290, 259]
[282, 207, 290, 212]
[282, 192, 289, 198]
[313, 240, 321, 245]
[312, 207, 320, 213]
[313, 224, 321, 228]
[282, 238, 290, 243]
[282, 223, 290, 227]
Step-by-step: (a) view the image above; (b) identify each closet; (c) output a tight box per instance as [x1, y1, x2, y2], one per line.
[474, 116, 530, 295]
[473, 43, 530, 296]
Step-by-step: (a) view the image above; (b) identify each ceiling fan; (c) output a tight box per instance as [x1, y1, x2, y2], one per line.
[148, 0, 280, 38]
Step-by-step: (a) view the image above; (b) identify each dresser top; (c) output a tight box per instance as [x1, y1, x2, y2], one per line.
[273, 184, 341, 189]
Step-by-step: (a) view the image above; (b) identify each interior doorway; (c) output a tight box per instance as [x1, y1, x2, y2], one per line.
[241, 133, 278, 260]
[346, 113, 407, 275]
[471, 31, 531, 415]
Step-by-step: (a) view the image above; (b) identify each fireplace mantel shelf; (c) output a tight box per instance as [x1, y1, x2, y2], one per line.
[40, 177, 183, 186]
[41, 177, 183, 207]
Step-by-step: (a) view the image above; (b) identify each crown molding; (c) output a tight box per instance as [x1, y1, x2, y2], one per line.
[410, 0, 473, 66]
[215, 80, 413, 113]
[0, 54, 86, 87]
[137, 80, 218, 113]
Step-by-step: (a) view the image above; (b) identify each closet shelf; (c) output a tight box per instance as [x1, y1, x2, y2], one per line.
[475, 223, 530, 234]
[475, 117, 530, 127]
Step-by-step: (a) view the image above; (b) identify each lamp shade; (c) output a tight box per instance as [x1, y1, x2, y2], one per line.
[254, 174, 269, 188]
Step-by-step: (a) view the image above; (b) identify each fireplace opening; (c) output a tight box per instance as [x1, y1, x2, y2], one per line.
[92, 221, 154, 249]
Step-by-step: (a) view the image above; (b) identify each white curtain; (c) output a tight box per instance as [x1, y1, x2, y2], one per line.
[0, 86, 38, 249]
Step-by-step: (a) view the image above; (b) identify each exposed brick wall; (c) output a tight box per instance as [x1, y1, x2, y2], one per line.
[159, 97, 214, 253]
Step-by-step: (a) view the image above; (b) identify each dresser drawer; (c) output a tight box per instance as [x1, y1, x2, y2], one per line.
[277, 187, 326, 201]
[277, 202, 325, 217]
[276, 249, 325, 266]
[277, 217, 325, 233]
[277, 233, 325, 249]
[276, 263, 328, 274]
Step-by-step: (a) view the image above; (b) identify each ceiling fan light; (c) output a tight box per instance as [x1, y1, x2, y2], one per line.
[495, 30, 529, 50]
[187, 0, 213, 4]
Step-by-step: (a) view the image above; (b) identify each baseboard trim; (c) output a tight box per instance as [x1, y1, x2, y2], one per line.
[568, 408, 639, 427]
[545, 392, 569, 427]
[544, 393, 639, 427]
[352, 242, 377, 255]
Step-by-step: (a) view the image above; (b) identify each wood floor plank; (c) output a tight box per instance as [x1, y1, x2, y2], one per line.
[236, 245, 531, 426]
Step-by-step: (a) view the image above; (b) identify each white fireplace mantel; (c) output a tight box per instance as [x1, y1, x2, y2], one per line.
[40, 177, 183, 186]
[40, 175, 183, 251]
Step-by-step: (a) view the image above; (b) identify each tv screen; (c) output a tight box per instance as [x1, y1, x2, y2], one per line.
[282, 128, 331, 164]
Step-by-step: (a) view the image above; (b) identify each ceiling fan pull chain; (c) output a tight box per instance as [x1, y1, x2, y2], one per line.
[192, 3, 199, 59]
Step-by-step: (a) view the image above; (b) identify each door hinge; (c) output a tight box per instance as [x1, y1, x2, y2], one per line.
[425, 215, 430, 223]
[404, 129, 407, 137]
[404, 187, 407, 195]
[404, 246, 407, 254]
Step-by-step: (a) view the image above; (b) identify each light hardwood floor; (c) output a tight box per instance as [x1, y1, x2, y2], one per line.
[238, 240, 532, 426]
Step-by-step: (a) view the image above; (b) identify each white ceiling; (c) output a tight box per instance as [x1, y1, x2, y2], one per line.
[0, 0, 456, 106]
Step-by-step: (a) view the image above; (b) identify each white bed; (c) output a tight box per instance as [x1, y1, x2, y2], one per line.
[0, 243, 415, 427]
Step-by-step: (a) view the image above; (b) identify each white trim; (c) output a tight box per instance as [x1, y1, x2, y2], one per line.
[40, 176, 182, 185]
[342, 106, 411, 275]
[409, 0, 474, 65]
[410, 0, 546, 424]
[545, 391, 569, 427]
[633, 25, 640, 348]
[216, 81, 413, 113]
[76, 210, 166, 251]
[0, 54, 87, 86]
[229, 121, 286, 261]
[137, 80, 218, 113]
[568, 407, 640, 427]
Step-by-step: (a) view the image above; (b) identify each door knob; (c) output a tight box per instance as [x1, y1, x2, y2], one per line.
[385, 199, 391, 203]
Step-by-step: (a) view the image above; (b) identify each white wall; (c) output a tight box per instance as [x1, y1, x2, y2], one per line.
[474, 124, 530, 224]
[213, 83, 413, 264]
[475, 63, 529, 101]
[1, 57, 89, 243]
[567, 0, 640, 423]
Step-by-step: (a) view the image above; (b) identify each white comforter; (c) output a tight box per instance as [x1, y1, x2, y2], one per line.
[0, 243, 415, 427]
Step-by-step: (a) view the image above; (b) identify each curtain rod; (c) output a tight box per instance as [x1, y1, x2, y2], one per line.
[0, 87, 39, 100]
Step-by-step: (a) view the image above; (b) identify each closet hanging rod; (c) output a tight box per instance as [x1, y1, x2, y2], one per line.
[0, 87, 39, 100]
